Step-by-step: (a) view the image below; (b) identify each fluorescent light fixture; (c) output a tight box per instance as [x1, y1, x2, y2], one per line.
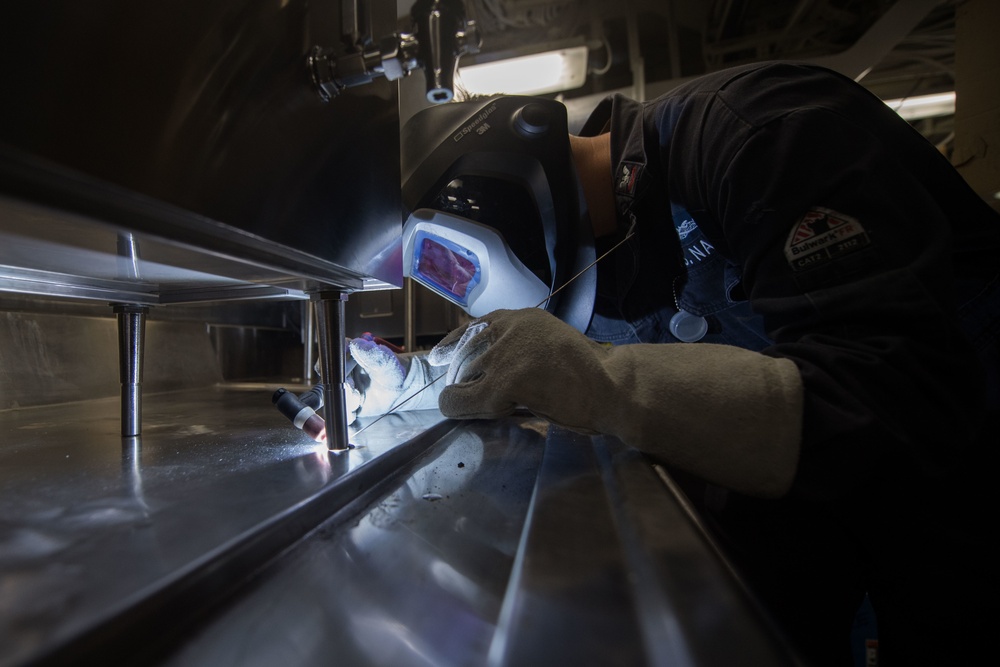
[884, 91, 955, 120]
[458, 46, 589, 96]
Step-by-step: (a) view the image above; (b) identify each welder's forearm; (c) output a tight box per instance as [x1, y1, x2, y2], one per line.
[600, 344, 804, 499]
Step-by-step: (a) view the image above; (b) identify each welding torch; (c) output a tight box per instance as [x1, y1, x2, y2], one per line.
[273, 334, 404, 441]
[272, 385, 331, 443]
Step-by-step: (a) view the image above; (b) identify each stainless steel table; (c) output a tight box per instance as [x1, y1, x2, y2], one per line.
[1, 386, 799, 666]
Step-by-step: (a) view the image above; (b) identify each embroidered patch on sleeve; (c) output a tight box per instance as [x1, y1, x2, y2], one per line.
[616, 162, 643, 197]
[784, 207, 871, 272]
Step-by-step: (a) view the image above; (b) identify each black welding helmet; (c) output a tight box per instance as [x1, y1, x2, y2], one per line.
[401, 96, 596, 332]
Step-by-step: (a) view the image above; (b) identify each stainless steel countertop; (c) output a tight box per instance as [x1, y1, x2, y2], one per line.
[1, 387, 799, 666]
[0, 386, 452, 665]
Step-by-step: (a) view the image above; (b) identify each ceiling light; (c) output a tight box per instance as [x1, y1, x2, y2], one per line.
[457, 46, 589, 97]
[884, 92, 955, 120]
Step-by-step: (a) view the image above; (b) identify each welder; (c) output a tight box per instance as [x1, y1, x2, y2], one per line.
[350, 61, 1000, 665]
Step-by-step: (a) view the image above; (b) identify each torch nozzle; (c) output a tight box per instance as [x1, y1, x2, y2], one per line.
[272, 388, 327, 443]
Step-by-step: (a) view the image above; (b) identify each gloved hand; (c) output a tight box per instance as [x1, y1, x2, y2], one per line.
[428, 308, 804, 498]
[345, 334, 444, 424]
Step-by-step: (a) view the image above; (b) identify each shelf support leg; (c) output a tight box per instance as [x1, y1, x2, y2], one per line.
[113, 304, 148, 437]
[312, 292, 349, 451]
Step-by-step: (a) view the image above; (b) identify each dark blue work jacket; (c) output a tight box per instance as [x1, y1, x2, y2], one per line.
[581, 62, 1000, 498]
[578, 61, 1000, 664]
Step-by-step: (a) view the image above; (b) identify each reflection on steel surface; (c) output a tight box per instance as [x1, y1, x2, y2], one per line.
[0, 388, 452, 666]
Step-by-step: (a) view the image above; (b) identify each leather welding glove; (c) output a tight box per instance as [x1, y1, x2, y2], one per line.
[345, 335, 444, 424]
[428, 308, 804, 498]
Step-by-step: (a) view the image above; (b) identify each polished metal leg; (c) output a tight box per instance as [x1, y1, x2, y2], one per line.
[114, 304, 148, 437]
[303, 300, 316, 384]
[404, 277, 416, 353]
[312, 292, 349, 451]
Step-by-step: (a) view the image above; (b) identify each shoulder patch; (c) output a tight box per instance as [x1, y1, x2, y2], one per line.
[784, 207, 871, 272]
[616, 162, 643, 196]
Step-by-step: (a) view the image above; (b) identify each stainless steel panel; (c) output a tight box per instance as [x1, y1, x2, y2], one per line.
[2, 393, 798, 666]
[159, 418, 548, 667]
[149, 423, 799, 666]
[0, 387, 454, 666]
[486, 431, 799, 667]
[0, 0, 403, 299]
[0, 312, 226, 409]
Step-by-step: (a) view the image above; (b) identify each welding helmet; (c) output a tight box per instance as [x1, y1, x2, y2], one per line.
[401, 96, 596, 332]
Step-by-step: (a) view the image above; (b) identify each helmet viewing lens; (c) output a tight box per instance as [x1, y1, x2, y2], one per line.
[411, 231, 482, 306]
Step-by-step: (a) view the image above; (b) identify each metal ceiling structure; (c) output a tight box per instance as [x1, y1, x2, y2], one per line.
[439, 0, 959, 143]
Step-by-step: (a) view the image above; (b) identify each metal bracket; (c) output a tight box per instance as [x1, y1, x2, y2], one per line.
[308, 0, 479, 104]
